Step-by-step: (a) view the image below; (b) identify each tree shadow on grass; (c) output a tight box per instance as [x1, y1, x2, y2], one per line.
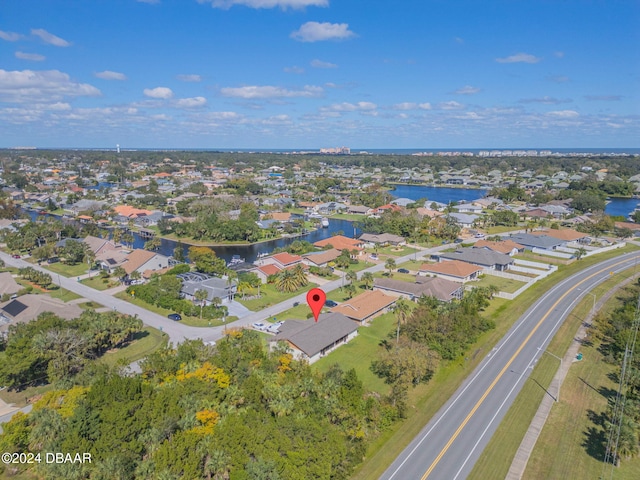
[582, 425, 608, 461]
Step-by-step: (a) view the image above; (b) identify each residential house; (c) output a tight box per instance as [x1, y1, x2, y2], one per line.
[260, 252, 304, 269]
[508, 233, 566, 251]
[435, 247, 514, 271]
[346, 205, 371, 215]
[456, 203, 484, 214]
[269, 312, 359, 364]
[302, 249, 341, 268]
[531, 228, 590, 244]
[0, 295, 83, 335]
[474, 239, 525, 256]
[373, 276, 464, 302]
[0, 272, 21, 297]
[331, 290, 397, 325]
[82, 235, 121, 256]
[358, 233, 406, 247]
[314, 235, 364, 253]
[447, 212, 480, 228]
[122, 249, 170, 276]
[96, 249, 130, 273]
[419, 260, 483, 283]
[178, 272, 237, 304]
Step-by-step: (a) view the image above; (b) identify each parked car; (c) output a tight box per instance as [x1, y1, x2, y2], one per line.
[293, 301, 300, 307]
[474, 233, 485, 238]
[370, 254, 378, 260]
[454, 238, 464, 243]
[325, 299, 338, 307]
[397, 268, 410, 274]
[267, 321, 284, 333]
[11, 254, 20, 259]
[252, 322, 266, 330]
[168, 313, 182, 321]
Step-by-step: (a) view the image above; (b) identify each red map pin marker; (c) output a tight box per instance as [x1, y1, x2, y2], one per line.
[306, 288, 326, 322]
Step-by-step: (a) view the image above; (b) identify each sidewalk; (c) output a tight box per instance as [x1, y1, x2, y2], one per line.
[506, 273, 639, 479]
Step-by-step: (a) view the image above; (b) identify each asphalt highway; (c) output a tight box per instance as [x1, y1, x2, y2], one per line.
[380, 250, 640, 480]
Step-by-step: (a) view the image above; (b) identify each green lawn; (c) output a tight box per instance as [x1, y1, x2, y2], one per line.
[42, 261, 89, 278]
[99, 327, 169, 368]
[314, 311, 398, 395]
[473, 274, 527, 293]
[44, 286, 82, 302]
[236, 282, 318, 311]
[80, 275, 119, 291]
[515, 251, 569, 265]
[371, 245, 418, 257]
[0, 381, 56, 409]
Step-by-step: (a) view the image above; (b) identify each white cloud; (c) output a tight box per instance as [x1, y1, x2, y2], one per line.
[31, 28, 71, 47]
[323, 102, 377, 112]
[439, 101, 464, 110]
[16, 51, 45, 61]
[495, 52, 541, 64]
[220, 85, 322, 98]
[554, 51, 564, 58]
[310, 59, 337, 69]
[453, 85, 481, 95]
[143, 87, 174, 99]
[454, 37, 464, 44]
[546, 110, 579, 118]
[0, 30, 24, 42]
[198, 0, 328, 9]
[95, 70, 127, 81]
[519, 96, 571, 105]
[391, 102, 431, 111]
[174, 96, 207, 108]
[0, 69, 101, 103]
[291, 22, 356, 42]
[177, 74, 202, 82]
[547, 75, 569, 83]
[284, 66, 305, 74]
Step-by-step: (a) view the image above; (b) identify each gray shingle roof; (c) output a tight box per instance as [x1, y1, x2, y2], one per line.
[270, 312, 358, 358]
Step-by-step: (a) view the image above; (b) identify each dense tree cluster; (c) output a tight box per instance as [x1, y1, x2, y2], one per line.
[0, 310, 142, 389]
[0, 332, 399, 479]
[592, 282, 640, 462]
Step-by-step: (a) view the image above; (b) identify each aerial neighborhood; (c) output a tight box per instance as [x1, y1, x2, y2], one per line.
[1, 149, 639, 478]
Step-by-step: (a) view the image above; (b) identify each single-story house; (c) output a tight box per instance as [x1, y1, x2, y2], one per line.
[302, 249, 342, 268]
[82, 235, 121, 256]
[0, 272, 21, 296]
[358, 233, 406, 247]
[531, 228, 590, 244]
[447, 212, 480, 228]
[373, 276, 463, 302]
[260, 252, 304, 269]
[269, 312, 359, 364]
[331, 290, 397, 324]
[508, 233, 566, 251]
[435, 247, 514, 271]
[346, 205, 371, 215]
[178, 272, 237, 303]
[0, 294, 83, 335]
[255, 263, 282, 284]
[122, 249, 170, 276]
[456, 203, 484, 214]
[474, 239, 525, 256]
[314, 235, 364, 253]
[419, 260, 483, 283]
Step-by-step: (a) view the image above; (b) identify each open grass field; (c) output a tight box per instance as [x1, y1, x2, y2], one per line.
[41, 261, 89, 278]
[475, 274, 527, 293]
[80, 275, 119, 291]
[313, 311, 398, 395]
[469, 264, 640, 480]
[236, 282, 318, 311]
[350, 244, 640, 480]
[516, 251, 570, 265]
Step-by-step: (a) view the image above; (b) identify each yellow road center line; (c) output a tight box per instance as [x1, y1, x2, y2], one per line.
[420, 256, 636, 479]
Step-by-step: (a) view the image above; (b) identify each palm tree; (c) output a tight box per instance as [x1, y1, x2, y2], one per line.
[575, 247, 587, 260]
[385, 258, 396, 276]
[361, 271, 374, 290]
[276, 269, 298, 293]
[291, 264, 308, 288]
[113, 266, 127, 282]
[346, 270, 357, 284]
[194, 289, 209, 319]
[344, 283, 356, 299]
[394, 297, 411, 344]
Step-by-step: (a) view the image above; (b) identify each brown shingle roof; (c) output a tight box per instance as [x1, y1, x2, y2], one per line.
[123, 249, 157, 275]
[420, 260, 483, 278]
[331, 290, 396, 322]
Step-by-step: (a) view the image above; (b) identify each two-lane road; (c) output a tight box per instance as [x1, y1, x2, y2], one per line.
[381, 250, 640, 480]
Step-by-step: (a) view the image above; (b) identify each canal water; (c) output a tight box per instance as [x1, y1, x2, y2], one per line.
[25, 185, 637, 264]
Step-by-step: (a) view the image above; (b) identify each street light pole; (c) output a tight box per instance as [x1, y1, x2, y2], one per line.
[541, 349, 562, 402]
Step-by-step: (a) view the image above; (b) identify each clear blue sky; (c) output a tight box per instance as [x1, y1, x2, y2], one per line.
[1, 0, 638, 149]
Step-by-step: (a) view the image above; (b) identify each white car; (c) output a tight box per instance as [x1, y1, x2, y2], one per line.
[252, 322, 266, 331]
[267, 321, 284, 333]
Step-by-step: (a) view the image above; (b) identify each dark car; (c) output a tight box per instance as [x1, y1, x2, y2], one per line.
[11, 254, 21, 259]
[293, 301, 300, 307]
[454, 238, 464, 243]
[325, 299, 338, 307]
[168, 313, 182, 321]
[397, 268, 410, 274]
